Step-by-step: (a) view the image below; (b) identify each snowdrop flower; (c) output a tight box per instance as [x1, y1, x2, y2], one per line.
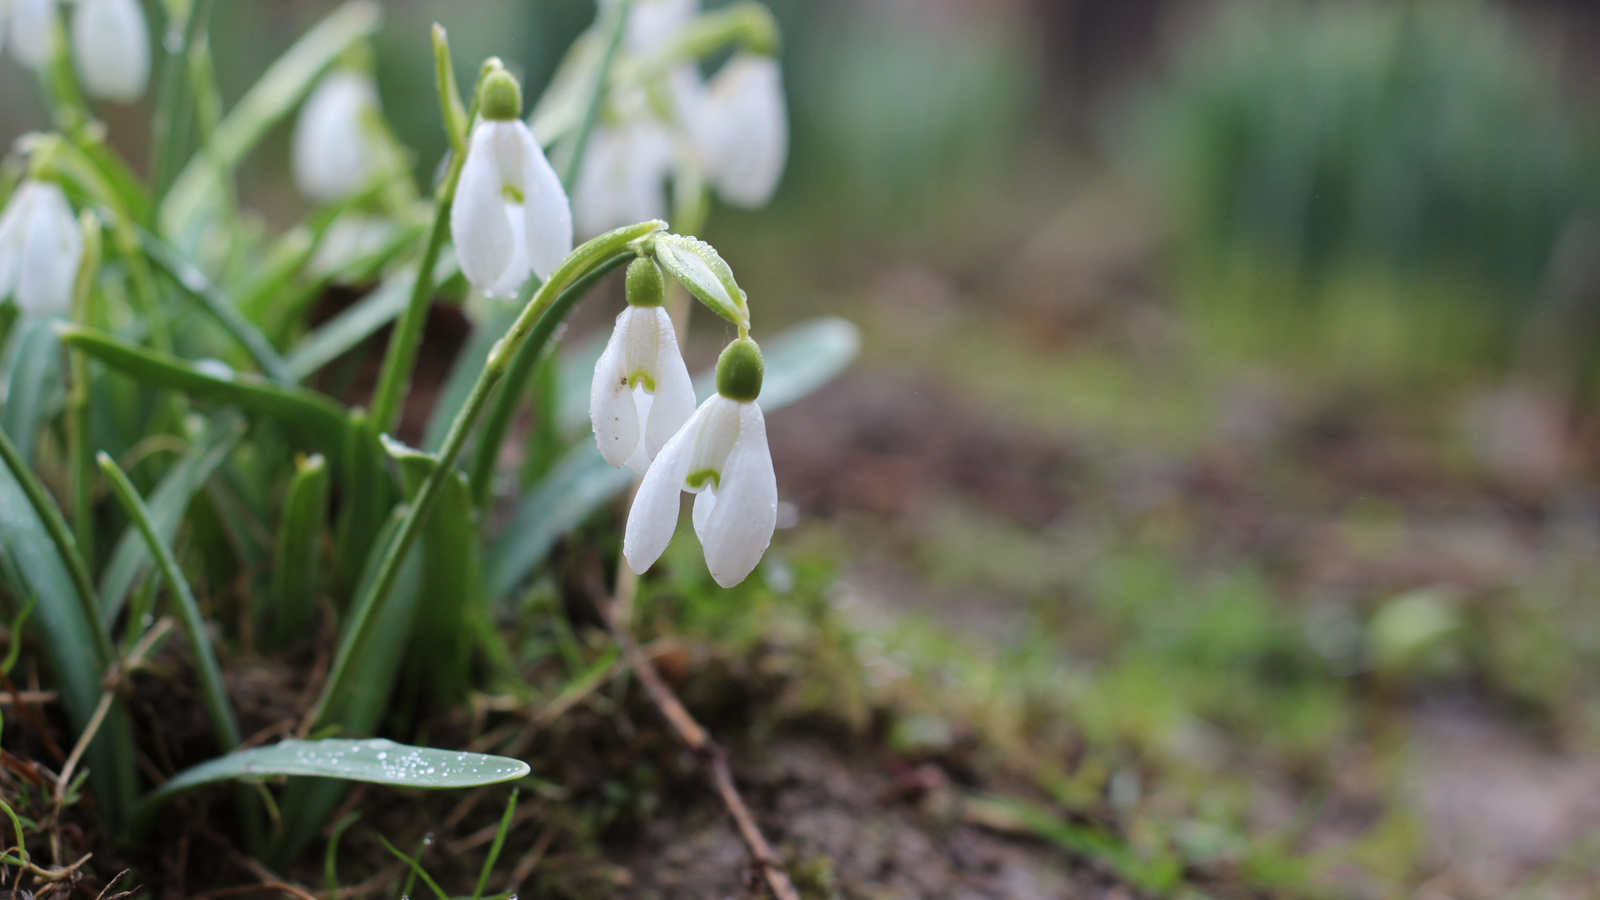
[451, 69, 572, 298]
[607, 0, 698, 53]
[0, 179, 84, 314]
[690, 53, 788, 208]
[625, 336, 776, 588]
[293, 69, 382, 202]
[591, 257, 696, 475]
[72, 0, 150, 101]
[9, 0, 58, 70]
[573, 118, 673, 238]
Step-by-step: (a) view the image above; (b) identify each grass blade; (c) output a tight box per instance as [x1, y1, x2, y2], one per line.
[99, 416, 245, 626]
[57, 324, 348, 454]
[268, 453, 331, 645]
[98, 453, 241, 757]
[472, 789, 519, 900]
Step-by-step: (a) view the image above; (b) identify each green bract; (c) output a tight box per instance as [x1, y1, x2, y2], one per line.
[650, 233, 750, 329]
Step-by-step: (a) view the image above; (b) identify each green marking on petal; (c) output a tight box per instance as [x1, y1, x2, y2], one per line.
[502, 184, 525, 204]
[686, 469, 720, 490]
[627, 371, 656, 392]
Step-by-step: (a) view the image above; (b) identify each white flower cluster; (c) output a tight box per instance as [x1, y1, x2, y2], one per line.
[2, 0, 150, 102]
[574, 0, 789, 237]
[0, 178, 82, 314]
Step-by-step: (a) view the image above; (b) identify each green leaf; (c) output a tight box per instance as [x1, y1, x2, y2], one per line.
[139, 229, 297, 384]
[487, 316, 860, 599]
[2, 318, 65, 466]
[99, 417, 245, 626]
[58, 324, 348, 455]
[268, 453, 331, 646]
[99, 453, 242, 757]
[160, 1, 384, 242]
[650, 233, 749, 329]
[0, 432, 138, 825]
[134, 738, 530, 830]
[332, 411, 395, 595]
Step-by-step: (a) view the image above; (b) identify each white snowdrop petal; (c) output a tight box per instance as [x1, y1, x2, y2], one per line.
[625, 391, 654, 476]
[692, 487, 715, 543]
[574, 124, 672, 239]
[0, 188, 32, 301]
[13, 183, 80, 314]
[624, 401, 706, 574]
[624, 0, 699, 52]
[513, 122, 573, 282]
[699, 402, 776, 588]
[73, 0, 150, 102]
[643, 308, 696, 459]
[293, 71, 377, 202]
[451, 125, 517, 297]
[590, 311, 641, 469]
[685, 395, 741, 489]
[701, 54, 787, 208]
[489, 206, 531, 298]
[11, 0, 56, 69]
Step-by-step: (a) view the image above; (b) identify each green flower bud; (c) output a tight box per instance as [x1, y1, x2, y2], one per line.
[715, 337, 764, 402]
[625, 257, 666, 308]
[479, 69, 523, 122]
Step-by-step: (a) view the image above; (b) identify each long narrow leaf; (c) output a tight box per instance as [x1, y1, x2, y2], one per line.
[99, 416, 245, 626]
[58, 324, 347, 454]
[2, 318, 65, 465]
[268, 454, 331, 645]
[132, 738, 529, 832]
[99, 453, 241, 756]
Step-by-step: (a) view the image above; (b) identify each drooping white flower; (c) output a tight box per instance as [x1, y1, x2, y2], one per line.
[292, 69, 382, 203]
[612, 0, 698, 53]
[72, 0, 150, 102]
[9, 0, 58, 70]
[573, 119, 673, 238]
[624, 337, 776, 588]
[0, 179, 83, 314]
[451, 71, 572, 298]
[591, 259, 696, 474]
[689, 53, 788, 208]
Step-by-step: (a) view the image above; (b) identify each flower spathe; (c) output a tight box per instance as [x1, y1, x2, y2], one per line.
[690, 53, 788, 208]
[0, 179, 83, 315]
[293, 69, 382, 202]
[72, 0, 150, 101]
[624, 338, 776, 588]
[451, 118, 572, 298]
[590, 304, 696, 475]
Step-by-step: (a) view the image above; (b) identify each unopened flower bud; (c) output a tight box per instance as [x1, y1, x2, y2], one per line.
[479, 69, 523, 122]
[715, 336, 763, 402]
[625, 257, 666, 308]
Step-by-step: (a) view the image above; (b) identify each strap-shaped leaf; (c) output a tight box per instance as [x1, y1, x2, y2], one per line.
[133, 739, 529, 831]
[651, 233, 749, 329]
[2, 318, 65, 466]
[58, 325, 348, 456]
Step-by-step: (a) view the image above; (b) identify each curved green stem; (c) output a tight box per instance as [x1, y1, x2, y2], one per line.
[466, 253, 631, 507]
[306, 220, 664, 732]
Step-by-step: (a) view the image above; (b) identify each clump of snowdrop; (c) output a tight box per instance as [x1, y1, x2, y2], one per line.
[590, 256, 697, 475]
[569, 0, 789, 236]
[72, 0, 151, 101]
[293, 67, 384, 202]
[452, 68, 573, 297]
[624, 336, 776, 588]
[0, 178, 84, 314]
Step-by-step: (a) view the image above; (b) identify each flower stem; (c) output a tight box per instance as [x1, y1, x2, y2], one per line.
[559, 0, 631, 191]
[305, 220, 665, 732]
[366, 58, 493, 434]
[150, 0, 215, 208]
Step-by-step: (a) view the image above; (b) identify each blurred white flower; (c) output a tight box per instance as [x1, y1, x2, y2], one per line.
[9, 0, 58, 70]
[451, 118, 572, 298]
[590, 304, 696, 475]
[624, 391, 776, 587]
[690, 53, 787, 208]
[73, 0, 149, 101]
[573, 119, 673, 238]
[293, 69, 382, 203]
[0, 180, 83, 314]
[614, 0, 698, 53]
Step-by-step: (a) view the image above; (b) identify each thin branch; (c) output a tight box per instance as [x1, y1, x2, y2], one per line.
[590, 575, 799, 900]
